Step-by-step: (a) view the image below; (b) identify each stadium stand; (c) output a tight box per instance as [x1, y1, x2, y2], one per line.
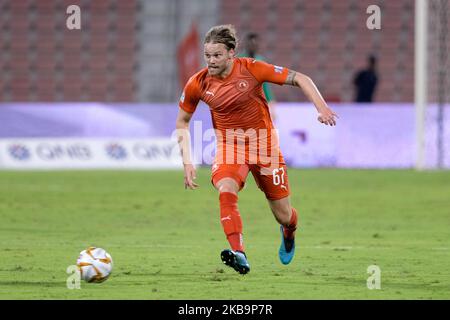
[0, 0, 418, 103]
[0, 0, 137, 102]
[219, 0, 415, 103]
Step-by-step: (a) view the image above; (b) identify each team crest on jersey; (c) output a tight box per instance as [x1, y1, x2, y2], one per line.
[236, 80, 249, 92]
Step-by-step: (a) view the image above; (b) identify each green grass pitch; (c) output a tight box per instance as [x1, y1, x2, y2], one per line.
[0, 168, 449, 299]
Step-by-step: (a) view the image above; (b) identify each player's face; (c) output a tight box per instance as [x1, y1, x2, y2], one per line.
[204, 43, 235, 76]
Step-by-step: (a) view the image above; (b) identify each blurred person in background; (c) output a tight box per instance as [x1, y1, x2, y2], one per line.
[239, 32, 278, 121]
[353, 54, 379, 103]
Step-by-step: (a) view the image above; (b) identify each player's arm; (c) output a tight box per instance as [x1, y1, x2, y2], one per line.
[285, 70, 338, 126]
[247, 59, 338, 126]
[175, 108, 199, 190]
[176, 78, 201, 190]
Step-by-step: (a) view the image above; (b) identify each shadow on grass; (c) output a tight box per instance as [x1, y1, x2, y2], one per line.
[0, 280, 65, 287]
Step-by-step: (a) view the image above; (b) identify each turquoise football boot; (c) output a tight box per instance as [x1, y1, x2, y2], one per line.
[279, 225, 295, 265]
[220, 249, 250, 274]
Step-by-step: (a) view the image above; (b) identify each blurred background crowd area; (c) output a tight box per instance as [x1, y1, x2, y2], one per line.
[2, 0, 439, 104]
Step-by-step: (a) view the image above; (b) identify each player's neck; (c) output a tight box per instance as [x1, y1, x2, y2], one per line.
[216, 59, 235, 79]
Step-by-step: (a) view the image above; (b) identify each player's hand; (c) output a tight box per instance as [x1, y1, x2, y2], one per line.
[317, 106, 339, 126]
[183, 164, 199, 190]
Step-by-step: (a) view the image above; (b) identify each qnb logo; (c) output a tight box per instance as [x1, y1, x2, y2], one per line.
[8, 144, 31, 161]
[37, 144, 91, 160]
[105, 143, 127, 160]
[133, 143, 176, 160]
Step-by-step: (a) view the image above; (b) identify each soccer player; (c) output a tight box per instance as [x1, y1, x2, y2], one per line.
[175, 25, 338, 274]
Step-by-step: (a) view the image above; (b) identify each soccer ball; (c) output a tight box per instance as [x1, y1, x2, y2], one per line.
[76, 247, 113, 283]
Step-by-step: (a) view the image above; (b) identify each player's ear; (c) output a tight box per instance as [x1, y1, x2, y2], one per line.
[228, 48, 235, 58]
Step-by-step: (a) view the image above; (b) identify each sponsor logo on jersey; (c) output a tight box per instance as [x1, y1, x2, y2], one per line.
[206, 91, 215, 97]
[274, 65, 283, 74]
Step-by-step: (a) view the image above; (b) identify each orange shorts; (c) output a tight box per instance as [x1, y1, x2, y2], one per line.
[211, 162, 291, 201]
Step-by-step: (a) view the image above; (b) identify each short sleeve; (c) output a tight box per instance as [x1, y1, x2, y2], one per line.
[179, 76, 201, 113]
[247, 59, 289, 85]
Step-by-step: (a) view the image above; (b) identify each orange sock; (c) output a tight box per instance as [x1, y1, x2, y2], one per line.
[219, 192, 244, 252]
[227, 233, 244, 253]
[283, 207, 298, 239]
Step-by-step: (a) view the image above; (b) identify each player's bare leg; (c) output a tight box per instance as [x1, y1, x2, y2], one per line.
[268, 196, 298, 265]
[214, 177, 250, 274]
[215, 177, 239, 194]
[268, 196, 292, 226]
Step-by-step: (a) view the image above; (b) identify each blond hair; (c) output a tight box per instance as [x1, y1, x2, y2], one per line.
[204, 24, 238, 51]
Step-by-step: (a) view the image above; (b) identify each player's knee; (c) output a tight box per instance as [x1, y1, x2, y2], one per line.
[216, 178, 239, 194]
[218, 184, 238, 194]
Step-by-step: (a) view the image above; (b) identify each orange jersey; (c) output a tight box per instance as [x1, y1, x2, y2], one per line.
[179, 57, 288, 131]
[179, 57, 289, 165]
